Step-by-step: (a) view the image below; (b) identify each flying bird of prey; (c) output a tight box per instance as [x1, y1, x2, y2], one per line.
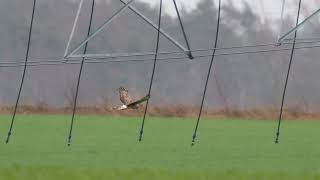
[113, 86, 150, 110]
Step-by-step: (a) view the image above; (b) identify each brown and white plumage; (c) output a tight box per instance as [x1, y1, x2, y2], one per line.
[118, 87, 133, 105]
[113, 86, 150, 110]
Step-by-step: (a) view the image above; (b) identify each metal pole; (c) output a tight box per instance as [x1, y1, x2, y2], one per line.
[64, 0, 85, 58]
[67, 39, 319, 59]
[1, 42, 320, 68]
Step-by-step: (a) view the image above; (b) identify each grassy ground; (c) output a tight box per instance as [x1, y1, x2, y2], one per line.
[0, 115, 320, 179]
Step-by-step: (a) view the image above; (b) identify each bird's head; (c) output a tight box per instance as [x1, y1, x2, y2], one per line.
[118, 86, 128, 93]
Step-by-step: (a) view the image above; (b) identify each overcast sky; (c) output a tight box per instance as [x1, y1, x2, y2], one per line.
[138, 0, 320, 23]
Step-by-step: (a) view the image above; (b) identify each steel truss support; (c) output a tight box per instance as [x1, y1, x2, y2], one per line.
[64, 0, 193, 59]
[278, 8, 320, 43]
[64, 0, 135, 59]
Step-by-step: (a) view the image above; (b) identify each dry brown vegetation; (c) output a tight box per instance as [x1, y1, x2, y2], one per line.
[0, 103, 319, 120]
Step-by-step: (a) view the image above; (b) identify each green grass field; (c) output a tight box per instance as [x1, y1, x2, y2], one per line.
[0, 115, 320, 179]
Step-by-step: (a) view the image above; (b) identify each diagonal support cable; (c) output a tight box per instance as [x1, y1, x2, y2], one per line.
[172, 0, 193, 59]
[67, 0, 95, 146]
[275, 0, 302, 144]
[191, 0, 221, 146]
[138, 0, 163, 142]
[64, 0, 135, 58]
[5, 0, 37, 144]
[118, 0, 189, 58]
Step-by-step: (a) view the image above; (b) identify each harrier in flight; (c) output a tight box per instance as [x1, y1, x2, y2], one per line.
[113, 86, 150, 110]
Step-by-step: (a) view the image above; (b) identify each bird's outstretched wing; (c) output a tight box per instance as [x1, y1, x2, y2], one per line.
[113, 95, 149, 111]
[127, 94, 150, 108]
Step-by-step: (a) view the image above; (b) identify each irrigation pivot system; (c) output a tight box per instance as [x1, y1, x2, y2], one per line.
[3, 0, 320, 145]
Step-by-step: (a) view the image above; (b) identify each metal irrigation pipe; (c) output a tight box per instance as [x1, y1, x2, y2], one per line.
[2, 39, 320, 64]
[1, 43, 320, 68]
